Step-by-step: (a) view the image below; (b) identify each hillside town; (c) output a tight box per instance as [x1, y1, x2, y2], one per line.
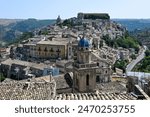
[0, 13, 150, 100]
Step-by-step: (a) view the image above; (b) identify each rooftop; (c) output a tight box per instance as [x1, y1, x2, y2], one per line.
[37, 40, 68, 45]
[54, 92, 136, 100]
[96, 82, 127, 93]
[0, 81, 56, 100]
[35, 74, 72, 90]
[52, 37, 75, 42]
[1, 59, 52, 70]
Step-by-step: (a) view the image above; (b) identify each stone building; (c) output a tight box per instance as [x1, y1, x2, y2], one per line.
[73, 37, 98, 92]
[95, 59, 112, 83]
[0, 47, 10, 61]
[118, 48, 130, 60]
[77, 12, 110, 20]
[91, 52, 112, 83]
[0, 59, 59, 80]
[126, 76, 150, 99]
[23, 39, 73, 60]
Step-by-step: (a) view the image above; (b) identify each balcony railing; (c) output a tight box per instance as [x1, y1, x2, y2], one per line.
[74, 63, 97, 68]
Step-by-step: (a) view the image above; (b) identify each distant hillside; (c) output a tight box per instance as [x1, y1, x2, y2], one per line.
[0, 19, 55, 46]
[0, 19, 23, 26]
[10, 19, 55, 32]
[130, 28, 150, 49]
[112, 19, 150, 31]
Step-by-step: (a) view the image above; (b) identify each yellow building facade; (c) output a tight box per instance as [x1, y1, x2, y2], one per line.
[25, 40, 69, 59]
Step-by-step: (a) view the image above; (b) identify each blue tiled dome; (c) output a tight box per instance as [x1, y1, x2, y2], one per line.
[78, 38, 90, 48]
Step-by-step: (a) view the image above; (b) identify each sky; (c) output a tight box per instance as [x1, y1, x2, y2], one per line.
[0, 0, 150, 19]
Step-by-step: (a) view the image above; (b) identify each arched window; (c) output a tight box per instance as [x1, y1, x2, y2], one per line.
[96, 76, 100, 82]
[86, 74, 89, 86]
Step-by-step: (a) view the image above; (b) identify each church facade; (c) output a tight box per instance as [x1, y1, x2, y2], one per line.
[73, 37, 112, 92]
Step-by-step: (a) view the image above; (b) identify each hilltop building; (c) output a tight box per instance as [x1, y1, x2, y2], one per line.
[0, 59, 59, 80]
[77, 12, 110, 20]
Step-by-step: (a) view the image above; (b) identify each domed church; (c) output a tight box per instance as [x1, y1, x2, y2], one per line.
[73, 37, 98, 92]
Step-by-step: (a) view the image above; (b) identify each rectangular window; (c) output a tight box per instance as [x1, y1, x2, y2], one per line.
[96, 76, 100, 82]
[86, 74, 89, 86]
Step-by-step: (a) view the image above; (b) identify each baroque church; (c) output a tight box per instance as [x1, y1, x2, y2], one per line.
[73, 36, 112, 92]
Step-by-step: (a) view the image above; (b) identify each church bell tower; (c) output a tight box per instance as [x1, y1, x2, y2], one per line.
[73, 36, 98, 92]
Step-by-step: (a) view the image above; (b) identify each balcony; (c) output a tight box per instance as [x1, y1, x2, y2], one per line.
[74, 62, 97, 69]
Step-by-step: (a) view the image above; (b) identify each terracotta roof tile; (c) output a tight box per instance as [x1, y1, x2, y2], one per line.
[54, 92, 137, 100]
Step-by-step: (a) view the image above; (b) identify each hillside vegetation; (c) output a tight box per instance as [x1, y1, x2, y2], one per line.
[130, 28, 150, 49]
[102, 34, 140, 53]
[0, 19, 23, 26]
[133, 50, 150, 73]
[0, 19, 55, 46]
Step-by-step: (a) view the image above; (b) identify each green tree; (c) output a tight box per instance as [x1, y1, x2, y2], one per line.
[114, 60, 128, 73]
[145, 50, 150, 57]
[130, 54, 136, 60]
[116, 36, 140, 53]
[62, 19, 74, 28]
[0, 73, 5, 82]
[7, 32, 33, 45]
[134, 56, 150, 73]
